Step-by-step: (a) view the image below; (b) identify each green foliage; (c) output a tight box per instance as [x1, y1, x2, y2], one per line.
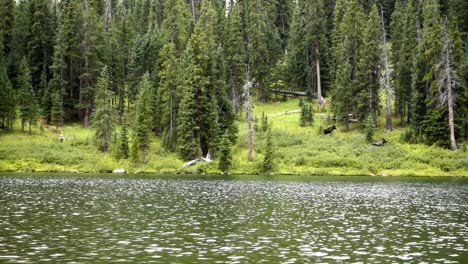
[300, 103, 314, 127]
[0, 35, 15, 130]
[132, 73, 153, 163]
[218, 130, 232, 173]
[356, 4, 381, 124]
[261, 126, 274, 173]
[91, 66, 116, 152]
[116, 120, 129, 160]
[365, 115, 375, 143]
[17, 57, 39, 133]
[51, 89, 63, 129]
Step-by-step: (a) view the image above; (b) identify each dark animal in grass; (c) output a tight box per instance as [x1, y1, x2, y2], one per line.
[323, 125, 337, 135]
[372, 138, 387, 147]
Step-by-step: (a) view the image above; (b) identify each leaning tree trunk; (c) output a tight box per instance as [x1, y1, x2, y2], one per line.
[381, 7, 392, 132]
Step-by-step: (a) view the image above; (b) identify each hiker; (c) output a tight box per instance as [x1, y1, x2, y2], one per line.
[59, 132, 64, 143]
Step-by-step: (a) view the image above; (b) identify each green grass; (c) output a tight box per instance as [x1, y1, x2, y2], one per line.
[1, 98, 467, 176]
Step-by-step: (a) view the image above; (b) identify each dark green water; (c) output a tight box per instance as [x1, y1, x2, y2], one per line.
[0, 175, 467, 263]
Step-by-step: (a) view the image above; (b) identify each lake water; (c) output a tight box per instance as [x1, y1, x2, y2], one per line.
[0, 175, 467, 263]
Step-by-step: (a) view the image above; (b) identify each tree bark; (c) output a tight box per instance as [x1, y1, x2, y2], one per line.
[191, 0, 196, 24]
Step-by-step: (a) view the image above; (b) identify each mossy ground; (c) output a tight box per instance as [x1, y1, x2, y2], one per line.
[0, 98, 467, 176]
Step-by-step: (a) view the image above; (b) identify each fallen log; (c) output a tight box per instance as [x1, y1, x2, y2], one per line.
[270, 89, 316, 97]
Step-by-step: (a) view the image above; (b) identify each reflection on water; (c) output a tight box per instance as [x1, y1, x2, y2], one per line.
[0, 176, 467, 263]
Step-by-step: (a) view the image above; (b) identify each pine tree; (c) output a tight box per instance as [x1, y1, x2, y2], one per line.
[247, 0, 275, 102]
[159, 41, 180, 150]
[80, 1, 104, 127]
[300, 104, 306, 127]
[225, 4, 246, 113]
[17, 58, 39, 134]
[365, 114, 375, 143]
[287, 0, 329, 104]
[177, 0, 220, 159]
[117, 118, 130, 159]
[133, 72, 153, 163]
[0, 0, 14, 56]
[0, 35, 15, 130]
[391, 0, 418, 126]
[29, 0, 55, 100]
[218, 130, 232, 173]
[92, 66, 116, 152]
[333, 46, 353, 131]
[262, 125, 274, 173]
[161, 0, 192, 54]
[51, 89, 64, 130]
[333, 0, 365, 122]
[356, 4, 381, 126]
[177, 44, 201, 160]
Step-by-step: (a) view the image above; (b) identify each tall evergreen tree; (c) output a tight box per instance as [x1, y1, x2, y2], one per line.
[218, 130, 232, 173]
[80, 1, 104, 127]
[92, 66, 116, 152]
[0, 36, 15, 130]
[247, 0, 277, 102]
[356, 4, 381, 125]
[159, 42, 180, 150]
[132, 72, 153, 163]
[17, 58, 39, 134]
[225, 4, 245, 113]
[177, 0, 220, 159]
[333, 0, 365, 120]
[287, 0, 329, 104]
[0, 0, 14, 56]
[391, 0, 418, 126]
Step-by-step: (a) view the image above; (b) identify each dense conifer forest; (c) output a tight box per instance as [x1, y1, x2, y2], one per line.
[0, 0, 467, 174]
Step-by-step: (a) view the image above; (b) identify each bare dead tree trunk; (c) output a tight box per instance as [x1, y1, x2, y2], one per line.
[244, 73, 254, 162]
[105, 0, 112, 32]
[191, 0, 196, 24]
[440, 21, 458, 151]
[381, 7, 392, 132]
[315, 44, 324, 106]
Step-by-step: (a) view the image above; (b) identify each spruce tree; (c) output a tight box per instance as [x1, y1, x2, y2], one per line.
[218, 130, 232, 173]
[262, 126, 274, 173]
[356, 4, 381, 126]
[17, 58, 39, 134]
[0, 0, 14, 55]
[391, 0, 418, 126]
[51, 89, 63, 130]
[133, 73, 153, 163]
[177, 0, 220, 159]
[117, 119, 130, 159]
[29, 0, 54, 100]
[365, 115, 375, 143]
[0, 35, 15, 130]
[225, 4, 246, 113]
[92, 66, 116, 152]
[159, 42, 180, 151]
[333, 0, 365, 121]
[287, 0, 329, 104]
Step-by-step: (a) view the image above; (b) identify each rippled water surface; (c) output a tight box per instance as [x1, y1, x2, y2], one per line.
[0, 175, 467, 263]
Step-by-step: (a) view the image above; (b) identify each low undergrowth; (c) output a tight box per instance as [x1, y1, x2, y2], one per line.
[0, 99, 467, 177]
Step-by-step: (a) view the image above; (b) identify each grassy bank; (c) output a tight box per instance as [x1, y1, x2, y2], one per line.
[1, 99, 467, 176]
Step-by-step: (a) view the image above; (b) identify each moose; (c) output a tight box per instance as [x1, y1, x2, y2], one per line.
[372, 138, 387, 147]
[323, 125, 337, 135]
